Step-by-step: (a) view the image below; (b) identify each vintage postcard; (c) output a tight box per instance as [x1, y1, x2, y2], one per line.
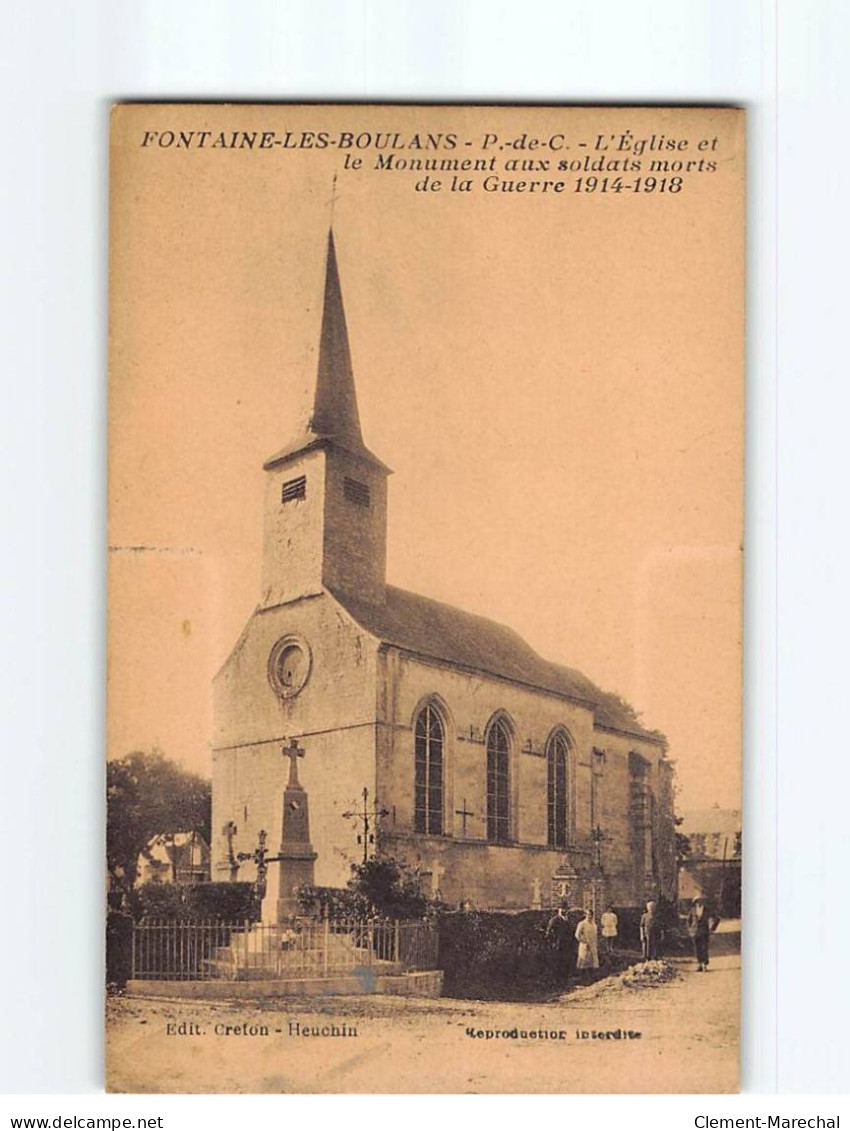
[107, 103, 744, 1093]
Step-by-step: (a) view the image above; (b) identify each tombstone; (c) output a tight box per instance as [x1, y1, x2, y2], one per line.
[428, 857, 446, 900]
[531, 876, 543, 910]
[551, 860, 580, 909]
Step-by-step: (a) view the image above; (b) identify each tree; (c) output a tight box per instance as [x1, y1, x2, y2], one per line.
[348, 856, 428, 919]
[675, 832, 692, 866]
[107, 749, 211, 894]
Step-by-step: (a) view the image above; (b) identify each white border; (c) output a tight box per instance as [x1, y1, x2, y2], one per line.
[2, 0, 845, 1106]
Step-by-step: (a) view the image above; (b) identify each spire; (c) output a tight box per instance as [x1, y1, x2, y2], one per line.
[309, 230, 363, 445]
[264, 229, 389, 472]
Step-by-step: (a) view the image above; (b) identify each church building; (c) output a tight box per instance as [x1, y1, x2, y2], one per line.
[211, 231, 677, 913]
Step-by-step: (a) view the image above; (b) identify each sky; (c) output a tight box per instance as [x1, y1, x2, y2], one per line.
[108, 104, 744, 813]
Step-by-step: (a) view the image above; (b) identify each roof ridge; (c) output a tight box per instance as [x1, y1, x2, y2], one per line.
[334, 584, 661, 743]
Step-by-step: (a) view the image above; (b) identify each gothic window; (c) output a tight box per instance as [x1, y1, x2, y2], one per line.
[486, 719, 511, 843]
[414, 704, 444, 835]
[547, 731, 569, 848]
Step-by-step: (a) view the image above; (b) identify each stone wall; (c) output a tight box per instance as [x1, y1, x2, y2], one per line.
[212, 593, 381, 891]
[321, 447, 388, 607]
[376, 649, 672, 909]
[260, 448, 326, 609]
[212, 594, 675, 911]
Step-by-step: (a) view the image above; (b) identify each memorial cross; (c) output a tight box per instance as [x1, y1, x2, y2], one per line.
[283, 736, 306, 786]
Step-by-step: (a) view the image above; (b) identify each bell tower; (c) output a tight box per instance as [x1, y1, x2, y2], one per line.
[260, 231, 390, 610]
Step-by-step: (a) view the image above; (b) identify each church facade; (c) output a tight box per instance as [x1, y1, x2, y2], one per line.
[211, 232, 677, 913]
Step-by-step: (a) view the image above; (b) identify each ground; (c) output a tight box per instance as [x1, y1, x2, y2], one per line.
[106, 949, 740, 1094]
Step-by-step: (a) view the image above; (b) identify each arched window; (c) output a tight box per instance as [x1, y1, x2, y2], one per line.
[547, 731, 570, 848]
[486, 719, 511, 843]
[414, 704, 444, 835]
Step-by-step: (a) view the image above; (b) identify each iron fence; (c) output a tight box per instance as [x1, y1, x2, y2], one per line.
[131, 917, 439, 982]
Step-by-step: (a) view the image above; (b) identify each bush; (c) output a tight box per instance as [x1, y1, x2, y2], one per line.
[348, 857, 428, 919]
[610, 897, 685, 954]
[106, 911, 134, 989]
[297, 856, 429, 921]
[436, 909, 584, 1000]
[135, 881, 259, 922]
[135, 882, 185, 920]
[296, 884, 371, 919]
[185, 882, 260, 921]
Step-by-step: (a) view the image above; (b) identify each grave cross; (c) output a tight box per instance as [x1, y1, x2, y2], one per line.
[590, 824, 609, 870]
[236, 827, 303, 901]
[428, 858, 446, 899]
[283, 736, 306, 786]
[455, 798, 474, 839]
[342, 787, 390, 864]
[235, 828, 273, 898]
[222, 819, 239, 882]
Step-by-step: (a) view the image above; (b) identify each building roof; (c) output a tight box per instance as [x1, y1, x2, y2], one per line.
[142, 831, 208, 865]
[334, 584, 662, 743]
[678, 807, 741, 837]
[264, 230, 388, 473]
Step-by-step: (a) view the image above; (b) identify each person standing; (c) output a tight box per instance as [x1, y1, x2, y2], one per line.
[640, 900, 661, 960]
[600, 905, 618, 956]
[686, 897, 718, 971]
[545, 903, 572, 967]
[575, 908, 600, 971]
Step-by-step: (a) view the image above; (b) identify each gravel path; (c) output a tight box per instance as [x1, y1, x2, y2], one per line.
[107, 954, 739, 1093]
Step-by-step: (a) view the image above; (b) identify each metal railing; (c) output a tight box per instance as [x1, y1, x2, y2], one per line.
[131, 917, 439, 982]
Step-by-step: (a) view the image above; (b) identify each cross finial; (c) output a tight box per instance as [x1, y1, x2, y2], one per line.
[283, 736, 305, 786]
[329, 172, 338, 229]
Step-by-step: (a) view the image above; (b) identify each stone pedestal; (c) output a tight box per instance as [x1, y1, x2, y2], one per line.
[262, 739, 317, 923]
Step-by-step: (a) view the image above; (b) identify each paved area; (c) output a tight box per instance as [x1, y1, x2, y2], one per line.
[107, 954, 739, 1094]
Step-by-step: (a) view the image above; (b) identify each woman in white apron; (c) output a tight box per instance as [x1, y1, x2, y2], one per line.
[575, 908, 600, 970]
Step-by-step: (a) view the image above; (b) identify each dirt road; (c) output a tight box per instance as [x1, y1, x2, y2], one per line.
[107, 955, 739, 1093]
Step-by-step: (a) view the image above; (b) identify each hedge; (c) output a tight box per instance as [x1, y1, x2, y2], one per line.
[296, 884, 372, 920]
[135, 881, 260, 922]
[608, 898, 689, 954]
[106, 911, 134, 989]
[436, 909, 584, 1000]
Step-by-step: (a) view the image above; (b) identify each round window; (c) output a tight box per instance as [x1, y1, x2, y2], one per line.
[268, 635, 312, 699]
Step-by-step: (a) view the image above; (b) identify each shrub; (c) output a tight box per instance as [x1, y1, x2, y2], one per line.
[184, 882, 260, 921]
[436, 909, 584, 1000]
[135, 881, 259, 922]
[106, 911, 134, 989]
[297, 856, 429, 921]
[348, 857, 428, 919]
[136, 882, 185, 920]
[296, 884, 371, 920]
[610, 897, 686, 954]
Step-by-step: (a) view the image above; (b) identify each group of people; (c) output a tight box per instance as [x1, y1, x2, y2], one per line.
[545, 905, 619, 971]
[545, 896, 720, 973]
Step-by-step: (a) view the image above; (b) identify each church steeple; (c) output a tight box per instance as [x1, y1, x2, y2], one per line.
[310, 230, 362, 445]
[259, 230, 390, 610]
[264, 229, 387, 473]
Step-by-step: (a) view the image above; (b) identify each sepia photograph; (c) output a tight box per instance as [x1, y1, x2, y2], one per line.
[106, 103, 744, 1094]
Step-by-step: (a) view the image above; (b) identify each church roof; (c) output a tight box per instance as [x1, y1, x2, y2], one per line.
[333, 585, 662, 743]
[264, 230, 388, 473]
